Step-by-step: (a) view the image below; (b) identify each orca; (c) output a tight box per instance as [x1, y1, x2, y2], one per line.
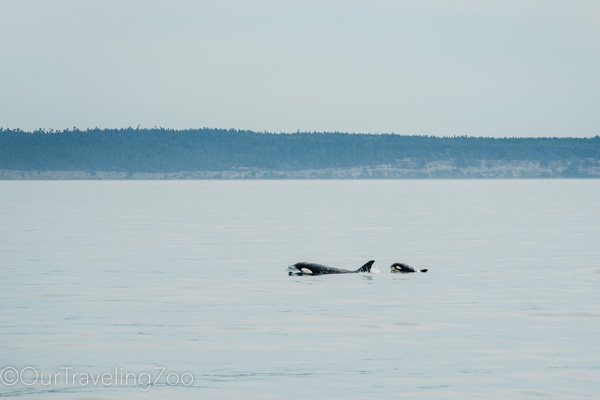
[288, 260, 374, 276]
[390, 262, 428, 273]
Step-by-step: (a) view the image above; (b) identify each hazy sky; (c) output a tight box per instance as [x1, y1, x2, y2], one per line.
[1, 0, 599, 137]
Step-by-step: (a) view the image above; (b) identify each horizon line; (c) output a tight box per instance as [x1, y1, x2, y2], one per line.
[1, 126, 598, 140]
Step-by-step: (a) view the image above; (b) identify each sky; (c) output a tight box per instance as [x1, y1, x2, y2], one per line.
[1, 0, 599, 137]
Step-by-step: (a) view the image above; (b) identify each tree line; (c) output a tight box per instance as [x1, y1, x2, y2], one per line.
[1, 127, 598, 173]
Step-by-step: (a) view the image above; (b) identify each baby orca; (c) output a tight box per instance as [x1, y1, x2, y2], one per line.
[390, 262, 428, 273]
[288, 260, 374, 276]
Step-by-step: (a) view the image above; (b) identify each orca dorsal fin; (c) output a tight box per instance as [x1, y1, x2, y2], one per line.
[355, 260, 374, 273]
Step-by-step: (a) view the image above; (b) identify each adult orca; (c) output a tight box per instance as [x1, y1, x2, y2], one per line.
[288, 260, 374, 276]
[390, 262, 428, 273]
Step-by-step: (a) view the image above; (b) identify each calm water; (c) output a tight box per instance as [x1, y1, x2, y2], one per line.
[1, 180, 599, 399]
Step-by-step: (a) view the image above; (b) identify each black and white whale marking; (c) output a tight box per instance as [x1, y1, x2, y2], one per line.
[390, 262, 428, 273]
[288, 260, 374, 276]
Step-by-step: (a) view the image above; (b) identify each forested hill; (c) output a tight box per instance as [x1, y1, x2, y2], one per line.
[1, 128, 599, 178]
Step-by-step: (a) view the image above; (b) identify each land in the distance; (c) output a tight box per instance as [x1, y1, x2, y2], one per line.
[1, 128, 599, 179]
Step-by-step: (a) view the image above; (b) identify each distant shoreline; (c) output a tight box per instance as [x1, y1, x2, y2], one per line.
[2, 159, 599, 180]
[2, 129, 599, 179]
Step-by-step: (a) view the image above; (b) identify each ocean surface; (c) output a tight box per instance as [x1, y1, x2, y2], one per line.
[1, 180, 599, 399]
